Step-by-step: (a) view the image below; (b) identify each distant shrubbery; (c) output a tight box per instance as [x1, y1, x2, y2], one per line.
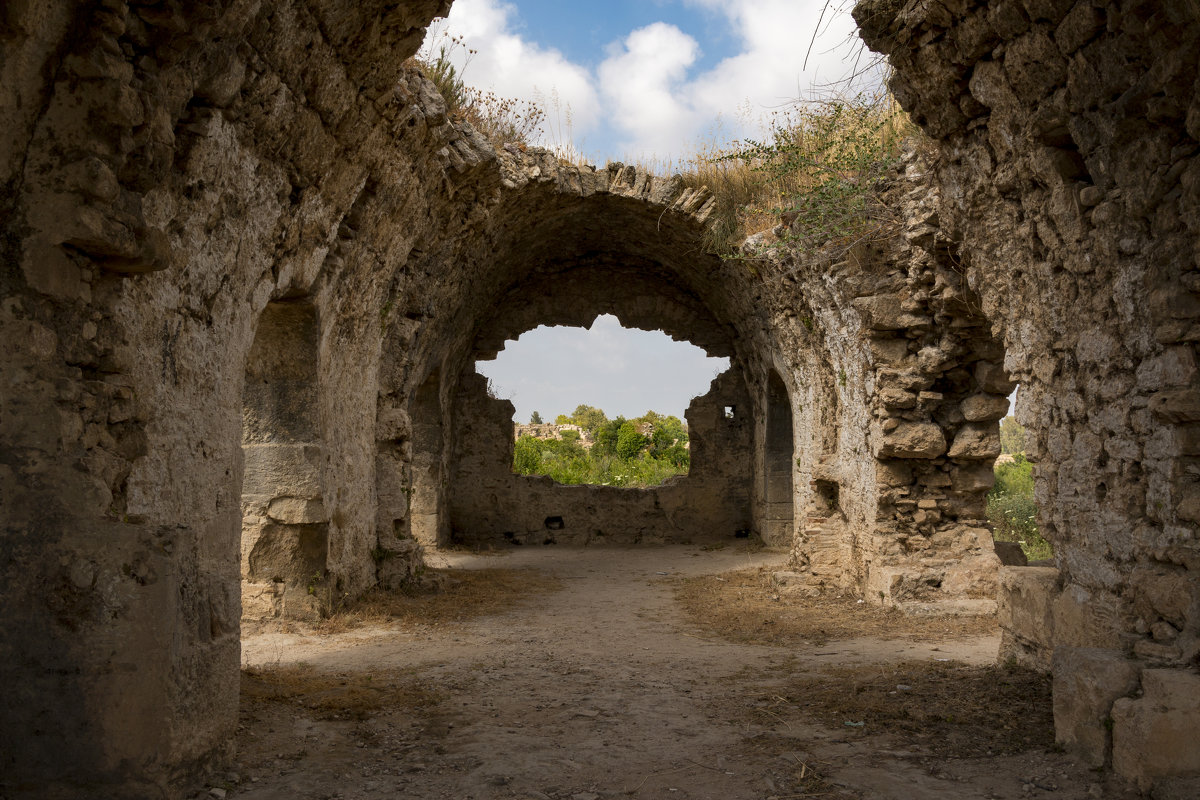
[513, 405, 689, 487]
[987, 446, 1053, 562]
[999, 416, 1027, 455]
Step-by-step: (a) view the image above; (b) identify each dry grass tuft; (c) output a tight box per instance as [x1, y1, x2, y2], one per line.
[672, 567, 997, 646]
[666, 94, 918, 256]
[241, 664, 442, 721]
[312, 567, 563, 635]
[750, 660, 1054, 758]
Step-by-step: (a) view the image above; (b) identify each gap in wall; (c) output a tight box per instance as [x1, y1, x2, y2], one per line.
[475, 314, 729, 487]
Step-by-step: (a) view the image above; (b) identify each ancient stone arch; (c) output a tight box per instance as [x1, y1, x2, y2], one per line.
[1, 0, 1197, 796]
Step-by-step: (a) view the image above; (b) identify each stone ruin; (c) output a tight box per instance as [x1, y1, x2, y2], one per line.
[0, 0, 1196, 795]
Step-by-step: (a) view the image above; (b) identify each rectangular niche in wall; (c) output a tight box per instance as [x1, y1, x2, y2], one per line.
[240, 299, 329, 618]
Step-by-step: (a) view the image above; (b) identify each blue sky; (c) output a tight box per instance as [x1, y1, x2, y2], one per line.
[440, 1, 869, 420]
[427, 0, 871, 162]
[502, 0, 739, 72]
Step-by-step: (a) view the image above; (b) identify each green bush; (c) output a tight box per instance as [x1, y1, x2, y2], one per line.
[993, 455, 1034, 497]
[616, 422, 649, 460]
[987, 455, 1052, 561]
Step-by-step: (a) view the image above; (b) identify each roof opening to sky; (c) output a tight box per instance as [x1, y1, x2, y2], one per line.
[426, 0, 874, 164]
[476, 315, 730, 487]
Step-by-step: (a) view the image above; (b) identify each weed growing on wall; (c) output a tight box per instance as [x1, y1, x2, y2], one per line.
[675, 93, 915, 256]
[414, 32, 545, 148]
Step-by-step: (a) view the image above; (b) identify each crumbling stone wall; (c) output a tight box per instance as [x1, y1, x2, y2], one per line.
[1, 1, 458, 793]
[730, 162, 1008, 612]
[856, 0, 1200, 785]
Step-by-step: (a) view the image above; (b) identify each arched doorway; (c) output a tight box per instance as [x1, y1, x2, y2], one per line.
[762, 369, 795, 547]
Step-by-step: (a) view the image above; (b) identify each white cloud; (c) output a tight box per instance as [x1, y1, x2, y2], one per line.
[435, 0, 602, 144]
[428, 0, 875, 160]
[596, 23, 703, 158]
[599, 0, 869, 155]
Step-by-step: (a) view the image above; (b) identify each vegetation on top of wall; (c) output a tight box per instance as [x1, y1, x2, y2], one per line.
[413, 33, 545, 148]
[513, 406, 690, 487]
[673, 92, 916, 257]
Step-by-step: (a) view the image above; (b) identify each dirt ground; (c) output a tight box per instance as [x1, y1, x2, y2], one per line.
[216, 545, 1141, 800]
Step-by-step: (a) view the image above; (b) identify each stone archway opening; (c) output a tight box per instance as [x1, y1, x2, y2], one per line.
[440, 263, 755, 548]
[239, 298, 329, 623]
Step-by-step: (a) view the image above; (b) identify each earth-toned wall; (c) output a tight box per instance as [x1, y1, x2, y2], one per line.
[856, 0, 1200, 784]
[1, 0, 1196, 795]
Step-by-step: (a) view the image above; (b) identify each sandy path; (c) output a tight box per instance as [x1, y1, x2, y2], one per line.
[226, 546, 1124, 800]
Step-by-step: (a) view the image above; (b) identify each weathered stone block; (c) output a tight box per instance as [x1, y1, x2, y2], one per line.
[1136, 346, 1197, 391]
[1112, 670, 1200, 786]
[875, 460, 913, 487]
[1149, 388, 1200, 423]
[974, 360, 1016, 394]
[1005, 29, 1067, 99]
[1052, 582, 1126, 650]
[246, 523, 329, 584]
[876, 421, 947, 459]
[241, 580, 284, 622]
[1052, 646, 1141, 767]
[762, 518, 794, 547]
[960, 393, 1010, 422]
[266, 496, 328, 524]
[242, 443, 323, 496]
[1054, 2, 1105, 55]
[869, 336, 910, 363]
[948, 423, 1001, 459]
[880, 384, 917, 408]
[994, 540, 1028, 565]
[943, 551, 1001, 596]
[951, 461, 996, 493]
[998, 565, 1059, 671]
[853, 294, 929, 330]
[1129, 565, 1197, 630]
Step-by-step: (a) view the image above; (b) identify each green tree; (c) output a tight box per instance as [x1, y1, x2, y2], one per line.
[1000, 417, 1026, 455]
[593, 417, 625, 457]
[530, 411, 543, 424]
[616, 422, 649, 460]
[648, 414, 688, 456]
[554, 413, 571, 425]
[572, 404, 609, 433]
[513, 436, 544, 474]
